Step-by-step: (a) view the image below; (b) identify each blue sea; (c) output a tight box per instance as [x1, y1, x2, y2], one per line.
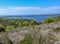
[0, 15, 60, 22]
[21, 15, 56, 22]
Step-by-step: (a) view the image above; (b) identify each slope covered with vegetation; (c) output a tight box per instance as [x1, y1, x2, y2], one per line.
[0, 15, 60, 44]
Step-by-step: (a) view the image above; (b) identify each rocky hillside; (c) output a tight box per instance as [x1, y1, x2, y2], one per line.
[0, 21, 60, 44]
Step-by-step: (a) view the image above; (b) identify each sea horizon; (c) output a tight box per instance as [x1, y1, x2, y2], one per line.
[0, 14, 60, 22]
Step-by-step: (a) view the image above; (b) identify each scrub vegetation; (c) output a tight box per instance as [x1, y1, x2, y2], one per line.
[0, 15, 60, 44]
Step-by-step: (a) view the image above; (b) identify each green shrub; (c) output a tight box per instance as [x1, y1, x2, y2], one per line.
[6, 26, 14, 31]
[20, 21, 29, 26]
[54, 16, 60, 22]
[29, 20, 36, 25]
[20, 34, 33, 44]
[0, 24, 5, 32]
[17, 22, 22, 28]
[0, 24, 4, 28]
[43, 16, 54, 23]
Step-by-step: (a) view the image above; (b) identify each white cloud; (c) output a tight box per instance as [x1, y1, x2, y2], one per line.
[43, 7, 60, 11]
[0, 6, 60, 15]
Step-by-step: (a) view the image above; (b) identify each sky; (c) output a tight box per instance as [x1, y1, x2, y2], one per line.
[0, 0, 60, 15]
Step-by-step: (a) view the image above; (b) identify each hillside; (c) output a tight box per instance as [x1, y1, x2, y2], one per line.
[0, 21, 60, 44]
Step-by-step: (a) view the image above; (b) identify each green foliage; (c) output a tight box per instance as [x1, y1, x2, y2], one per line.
[0, 16, 60, 30]
[0, 24, 4, 28]
[54, 16, 60, 22]
[37, 34, 46, 44]
[6, 26, 14, 31]
[20, 34, 33, 44]
[43, 16, 54, 23]
[20, 21, 29, 26]
[20, 30, 57, 44]
[29, 20, 36, 25]
[17, 22, 21, 28]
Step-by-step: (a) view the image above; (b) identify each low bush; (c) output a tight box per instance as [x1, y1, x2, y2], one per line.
[43, 16, 54, 23]
[20, 21, 29, 26]
[6, 26, 14, 31]
[54, 16, 60, 22]
[20, 34, 33, 44]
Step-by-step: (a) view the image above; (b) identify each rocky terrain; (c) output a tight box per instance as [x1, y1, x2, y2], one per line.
[0, 21, 60, 44]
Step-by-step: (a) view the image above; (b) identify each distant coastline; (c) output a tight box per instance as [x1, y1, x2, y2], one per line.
[0, 14, 60, 22]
